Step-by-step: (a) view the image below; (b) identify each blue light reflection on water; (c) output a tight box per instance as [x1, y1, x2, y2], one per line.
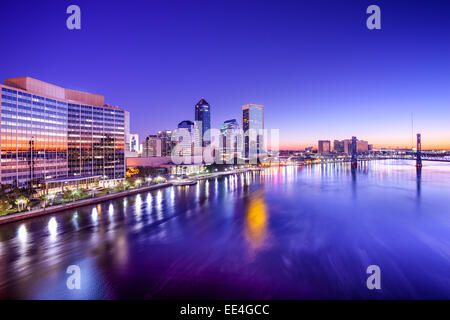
[0, 160, 450, 299]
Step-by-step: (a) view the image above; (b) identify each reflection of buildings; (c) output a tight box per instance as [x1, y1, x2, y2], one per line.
[242, 104, 264, 160]
[245, 192, 268, 251]
[0, 77, 126, 188]
[416, 166, 422, 197]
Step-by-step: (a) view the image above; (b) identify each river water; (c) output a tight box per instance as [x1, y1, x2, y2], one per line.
[0, 160, 450, 299]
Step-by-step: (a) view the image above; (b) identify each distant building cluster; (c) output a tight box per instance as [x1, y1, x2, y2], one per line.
[318, 138, 372, 155]
[126, 99, 266, 167]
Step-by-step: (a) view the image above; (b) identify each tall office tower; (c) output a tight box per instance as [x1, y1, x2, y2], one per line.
[173, 120, 195, 158]
[318, 140, 331, 154]
[143, 135, 161, 157]
[242, 104, 264, 160]
[157, 130, 173, 156]
[221, 119, 241, 162]
[0, 77, 126, 188]
[333, 140, 345, 153]
[194, 98, 211, 147]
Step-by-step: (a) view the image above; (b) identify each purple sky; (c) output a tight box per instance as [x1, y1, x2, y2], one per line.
[1, 0, 449, 149]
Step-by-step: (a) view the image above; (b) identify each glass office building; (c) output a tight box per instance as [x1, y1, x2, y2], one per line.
[194, 98, 211, 147]
[0, 77, 125, 188]
[242, 104, 264, 160]
[173, 120, 195, 158]
[221, 119, 242, 161]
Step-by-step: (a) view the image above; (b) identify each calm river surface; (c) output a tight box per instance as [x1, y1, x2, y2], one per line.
[1, 160, 450, 299]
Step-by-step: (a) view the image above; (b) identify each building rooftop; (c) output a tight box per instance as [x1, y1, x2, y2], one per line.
[242, 103, 264, 110]
[196, 98, 210, 106]
[2, 77, 112, 108]
[44, 175, 102, 184]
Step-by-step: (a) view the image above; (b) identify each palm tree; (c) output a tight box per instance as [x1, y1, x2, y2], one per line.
[15, 196, 29, 211]
[71, 189, 82, 201]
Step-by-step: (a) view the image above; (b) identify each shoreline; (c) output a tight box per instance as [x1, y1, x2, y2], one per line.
[0, 168, 258, 226]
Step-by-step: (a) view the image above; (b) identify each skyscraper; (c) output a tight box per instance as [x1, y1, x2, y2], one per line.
[143, 135, 161, 157]
[242, 104, 264, 161]
[157, 130, 173, 156]
[173, 120, 195, 158]
[221, 119, 241, 162]
[194, 98, 211, 147]
[0, 77, 125, 188]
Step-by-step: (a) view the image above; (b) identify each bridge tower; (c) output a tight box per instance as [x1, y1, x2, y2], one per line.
[351, 136, 357, 168]
[416, 133, 422, 168]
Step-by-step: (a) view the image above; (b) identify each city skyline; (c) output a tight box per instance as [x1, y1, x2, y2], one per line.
[0, 0, 449, 150]
[1, 0, 450, 304]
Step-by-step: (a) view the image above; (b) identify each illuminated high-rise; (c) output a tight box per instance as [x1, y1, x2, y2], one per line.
[0, 77, 125, 187]
[194, 98, 211, 147]
[221, 119, 241, 161]
[242, 104, 264, 160]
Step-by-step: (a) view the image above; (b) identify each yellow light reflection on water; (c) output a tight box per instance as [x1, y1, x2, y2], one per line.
[245, 194, 268, 251]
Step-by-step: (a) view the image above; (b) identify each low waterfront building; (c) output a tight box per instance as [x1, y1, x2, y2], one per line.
[160, 163, 206, 176]
[43, 175, 102, 194]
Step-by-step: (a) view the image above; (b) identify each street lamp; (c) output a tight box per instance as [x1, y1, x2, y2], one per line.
[48, 192, 56, 205]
